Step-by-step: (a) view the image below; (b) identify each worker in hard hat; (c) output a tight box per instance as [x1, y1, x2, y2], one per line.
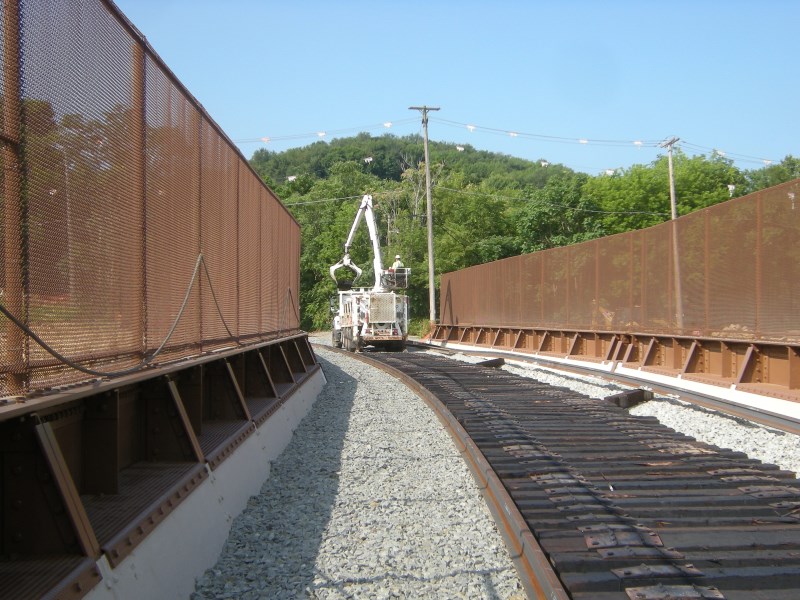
[391, 255, 404, 269]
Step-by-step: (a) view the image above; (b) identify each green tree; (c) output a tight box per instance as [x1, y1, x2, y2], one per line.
[583, 162, 670, 233]
[433, 173, 519, 273]
[584, 150, 745, 235]
[249, 133, 794, 331]
[743, 155, 800, 193]
[516, 172, 605, 251]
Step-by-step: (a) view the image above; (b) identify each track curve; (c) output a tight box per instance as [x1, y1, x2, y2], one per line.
[350, 349, 800, 600]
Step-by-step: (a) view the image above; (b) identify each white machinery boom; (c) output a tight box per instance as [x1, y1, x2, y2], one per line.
[329, 194, 410, 352]
[329, 194, 384, 290]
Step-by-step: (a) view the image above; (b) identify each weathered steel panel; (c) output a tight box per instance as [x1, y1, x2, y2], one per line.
[0, 0, 301, 399]
[440, 179, 800, 344]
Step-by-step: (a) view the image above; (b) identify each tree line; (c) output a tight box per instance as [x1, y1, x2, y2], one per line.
[249, 132, 799, 331]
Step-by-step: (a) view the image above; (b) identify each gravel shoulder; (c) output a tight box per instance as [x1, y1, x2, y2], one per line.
[193, 346, 525, 599]
[194, 335, 798, 599]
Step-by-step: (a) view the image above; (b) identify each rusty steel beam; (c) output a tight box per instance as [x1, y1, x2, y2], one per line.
[256, 348, 280, 399]
[224, 358, 252, 421]
[0, 333, 310, 423]
[431, 325, 800, 402]
[34, 421, 101, 558]
[165, 377, 205, 463]
[1, 334, 319, 598]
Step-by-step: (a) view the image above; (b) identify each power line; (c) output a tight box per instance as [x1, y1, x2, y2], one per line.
[284, 194, 362, 206]
[431, 117, 662, 148]
[678, 141, 776, 165]
[234, 118, 419, 144]
[433, 118, 778, 165]
[285, 186, 670, 218]
[234, 116, 781, 170]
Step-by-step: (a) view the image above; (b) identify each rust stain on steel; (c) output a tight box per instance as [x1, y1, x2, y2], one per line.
[435, 180, 800, 397]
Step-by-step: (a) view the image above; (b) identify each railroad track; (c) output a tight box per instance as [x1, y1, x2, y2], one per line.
[357, 349, 800, 600]
[409, 342, 800, 436]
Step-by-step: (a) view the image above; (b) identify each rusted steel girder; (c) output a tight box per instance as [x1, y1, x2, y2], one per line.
[432, 325, 800, 403]
[0, 334, 318, 599]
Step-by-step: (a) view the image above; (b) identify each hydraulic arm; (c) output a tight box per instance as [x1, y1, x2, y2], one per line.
[329, 194, 384, 291]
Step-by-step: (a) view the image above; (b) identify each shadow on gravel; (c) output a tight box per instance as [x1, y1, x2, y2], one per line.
[193, 351, 357, 599]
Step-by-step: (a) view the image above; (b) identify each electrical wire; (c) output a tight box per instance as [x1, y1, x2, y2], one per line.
[433, 118, 780, 166]
[284, 194, 362, 206]
[678, 141, 776, 165]
[431, 117, 663, 148]
[234, 117, 776, 173]
[235, 117, 419, 144]
[281, 186, 669, 218]
[234, 116, 780, 171]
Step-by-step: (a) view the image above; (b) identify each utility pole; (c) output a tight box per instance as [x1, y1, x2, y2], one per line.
[660, 136, 683, 329]
[409, 105, 440, 327]
[660, 136, 680, 220]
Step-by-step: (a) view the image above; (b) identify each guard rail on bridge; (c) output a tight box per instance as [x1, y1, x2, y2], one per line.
[1, 2, 317, 598]
[2, 0, 301, 401]
[434, 179, 800, 401]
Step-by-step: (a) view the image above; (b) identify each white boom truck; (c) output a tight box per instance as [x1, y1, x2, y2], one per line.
[329, 194, 410, 351]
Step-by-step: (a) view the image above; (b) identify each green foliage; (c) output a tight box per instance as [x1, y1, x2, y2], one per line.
[251, 133, 561, 190]
[516, 173, 606, 251]
[583, 163, 669, 233]
[670, 151, 745, 213]
[249, 133, 797, 331]
[743, 155, 800, 193]
[408, 317, 434, 337]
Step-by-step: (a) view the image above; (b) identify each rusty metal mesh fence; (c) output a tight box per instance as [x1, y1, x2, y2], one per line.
[440, 179, 800, 343]
[1, 0, 300, 398]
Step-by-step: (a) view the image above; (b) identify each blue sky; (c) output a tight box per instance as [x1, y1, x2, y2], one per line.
[115, 0, 799, 175]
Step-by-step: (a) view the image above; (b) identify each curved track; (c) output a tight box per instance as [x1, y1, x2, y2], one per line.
[354, 349, 800, 600]
[412, 342, 800, 436]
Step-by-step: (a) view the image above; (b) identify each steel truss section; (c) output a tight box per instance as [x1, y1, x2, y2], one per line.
[0, 334, 318, 599]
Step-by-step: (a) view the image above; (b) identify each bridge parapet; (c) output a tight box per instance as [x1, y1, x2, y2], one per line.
[1, 0, 301, 401]
[437, 179, 800, 397]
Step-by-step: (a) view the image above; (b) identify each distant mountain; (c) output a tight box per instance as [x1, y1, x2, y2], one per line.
[249, 132, 573, 190]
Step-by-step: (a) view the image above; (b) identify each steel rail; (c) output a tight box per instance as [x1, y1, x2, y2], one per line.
[321, 345, 570, 600]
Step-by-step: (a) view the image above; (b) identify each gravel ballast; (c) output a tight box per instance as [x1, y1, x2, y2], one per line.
[193, 346, 525, 599]
[194, 338, 799, 599]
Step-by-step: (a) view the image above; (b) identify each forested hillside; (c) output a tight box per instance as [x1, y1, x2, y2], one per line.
[249, 133, 799, 331]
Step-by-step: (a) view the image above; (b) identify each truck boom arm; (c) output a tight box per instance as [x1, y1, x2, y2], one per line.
[329, 194, 384, 290]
